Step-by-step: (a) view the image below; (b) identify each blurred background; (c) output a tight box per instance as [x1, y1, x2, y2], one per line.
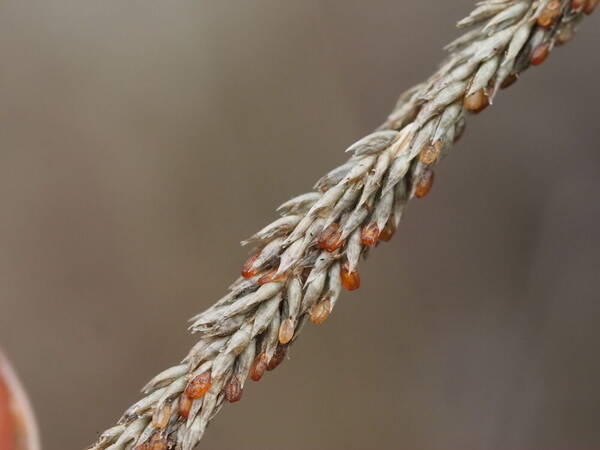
[0, 1, 599, 449]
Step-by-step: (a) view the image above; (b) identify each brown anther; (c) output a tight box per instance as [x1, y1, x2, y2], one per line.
[267, 344, 287, 371]
[537, 0, 561, 27]
[257, 269, 287, 286]
[360, 223, 380, 246]
[241, 252, 261, 278]
[572, 0, 585, 9]
[278, 318, 295, 344]
[378, 220, 396, 242]
[184, 371, 212, 399]
[310, 298, 332, 324]
[584, 0, 599, 14]
[340, 261, 360, 291]
[531, 43, 551, 66]
[250, 353, 268, 381]
[415, 169, 435, 199]
[152, 404, 171, 429]
[317, 223, 344, 252]
[464, 88, 489, 113]
[500, 73, 518, 89]
[419, 141, 442, 165]
[224, 376, 243, 403]
[178, 394, 192, 419]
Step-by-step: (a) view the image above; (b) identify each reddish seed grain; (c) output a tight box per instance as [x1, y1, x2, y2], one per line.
[340, 261, 360, 291]
[360, 223, 380, 246]
[224, 376, 243, 403]
[318, 223, 344, 252]
[250, 353, 268, 381]
[241, 252, 260, 278]
[419, 141, 442, 165]
[537, 0, 561, 27]
[584, 0, 599, 14]
[150, 441, 167, 450]
[415, 169, 435, 199]
[310, 299, 332, 324]
[257, 269, 287, 286]
[178, 395, 192, 419]
[531, 43, 550, 66]
[148, 434, 168, 450]
[267, 344, 287, 371]
[135, 435, 168, 450]
[184, 371, 212, 399]
[500, 73, 518, 89]
[378, 220, 395, 242]
[464, 88, 489, 113]
[278, 318, 295, 344]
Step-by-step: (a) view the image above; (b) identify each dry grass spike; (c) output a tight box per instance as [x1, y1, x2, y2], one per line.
[90, 2, 595, 449]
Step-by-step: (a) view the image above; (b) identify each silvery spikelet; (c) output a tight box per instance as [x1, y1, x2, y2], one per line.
[90, 1, 596, 449]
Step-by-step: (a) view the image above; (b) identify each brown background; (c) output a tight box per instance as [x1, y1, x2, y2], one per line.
[1, 1, 599, 449]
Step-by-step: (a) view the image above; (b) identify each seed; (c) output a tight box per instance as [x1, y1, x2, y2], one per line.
[135, 435, 169, 450]
[184, 371, 212, 399]
[584, 0, 599, 14]
[149, 440, 167, 450]
[415, 169, 434, 199]
[267, 344, 287, 371]
[531, 43, 550, 66]
[224, 376, 243, 403]
[278, 318, 295, 344]
[500, 73, 518, 89]
[556, 24, 575, 46]
[250, 353, 268, 381]
[537, 0, 561, 28]
[378, 220, 396, 242]
[419, 141, 442, 165]
[360, 223, 380, 246]
[257, 269, 287, 285]
[148, 434, 168, 450]
[318, 223, 344, 252]
[464, 88, 489, 113]
[241, 252, 260, 278]
[310, 299, 332, 324]
[340, 261, 360, 291]
[152, 404, 171, 429]
[178, 394, 192, 419]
